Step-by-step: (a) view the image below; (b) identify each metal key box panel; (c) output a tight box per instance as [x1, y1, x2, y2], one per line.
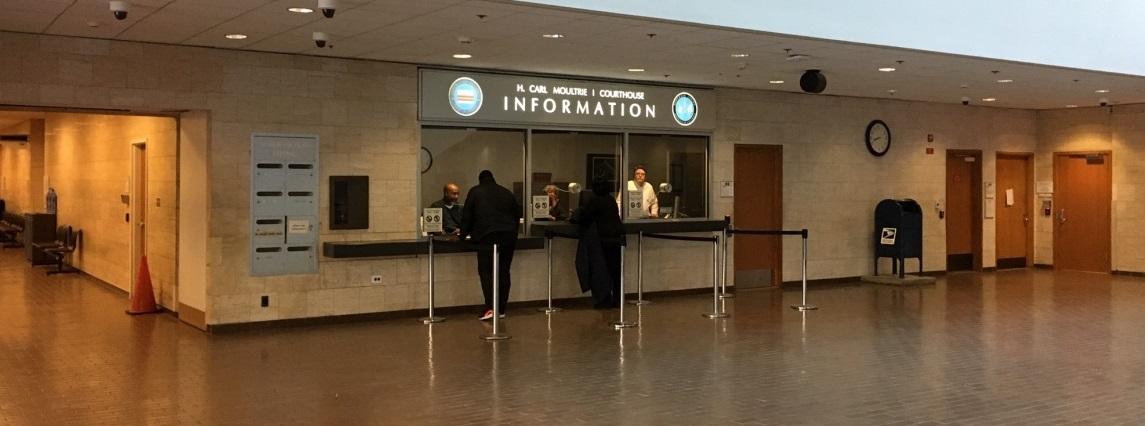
[250, 134, 319, 276]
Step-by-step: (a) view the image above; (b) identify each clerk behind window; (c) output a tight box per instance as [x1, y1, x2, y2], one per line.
[617, 164, 658, 218]
[543, 184, 568, 221]
[429, 183, 463, 234]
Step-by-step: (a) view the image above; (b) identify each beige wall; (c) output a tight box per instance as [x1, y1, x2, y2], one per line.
[1035, 104, 1145, 272]
[4, 31, 1144, 326]
[714, 90, 1038, 279]
[43, 113, 178, 306]
[0, 119, 44, 214]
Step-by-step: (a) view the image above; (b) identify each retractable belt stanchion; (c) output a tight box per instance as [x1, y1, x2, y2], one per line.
[703, 234, 729, 319]
[420, 237, 445, 324]
[719, 227, 733, 299]
[613, 237, 637, 329]
[643, 232, 726, 319]
[537, 233, 561, 314]
[790, 229, 818, 311]
[482, 243, 511, 341]
[726, 228, 817, 311]
[628, 231, 650, 305]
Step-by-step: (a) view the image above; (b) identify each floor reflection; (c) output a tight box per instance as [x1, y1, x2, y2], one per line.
[5, 247, 1145, 423]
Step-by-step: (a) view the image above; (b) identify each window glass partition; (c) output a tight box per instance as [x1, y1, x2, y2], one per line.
[420, 127, 526, 232]
[529, 130, 622, 222]
[419, 126, 708, 234]
[626, 134, 708, 219]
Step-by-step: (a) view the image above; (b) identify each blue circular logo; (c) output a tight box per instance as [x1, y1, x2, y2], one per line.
[672, 92, 697, 126]
[448, 77, 483, 117]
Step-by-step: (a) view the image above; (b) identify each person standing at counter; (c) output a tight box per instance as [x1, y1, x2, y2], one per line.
[573, 179, 625, 309]
[543, 184, 567, 221]
[429, 183, 463, 235]
[617, 164, 659, 218]
[460, 170, 521, 321]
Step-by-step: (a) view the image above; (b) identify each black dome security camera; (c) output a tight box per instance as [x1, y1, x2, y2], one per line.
[961, 96, 970, 106]
[318, 0, 337, 18]
[800, 70, 826, 94]
[110, 1, 129, 20]
[313, 32, 329, 48]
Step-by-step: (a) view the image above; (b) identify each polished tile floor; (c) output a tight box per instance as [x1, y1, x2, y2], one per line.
[3, 248, 1145, 425]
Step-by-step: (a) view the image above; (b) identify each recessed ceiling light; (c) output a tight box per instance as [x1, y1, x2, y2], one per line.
[542, 33, 565, 39]
[1095, 89, 1110, 93]
[627, 68, 645, 72]
[225, 34, 248, 40]
[86, 21, 100, 28]
[887, 89, 897, 94]
[982, 97, 997, 102]
[997, 79, 1013, 83]
[731, 53, 750, 58]
[768, 80, 784, 84]
[1066, 104, 1078, 108]
[452, 53, 472, 59]
[878, 67, 896, 72]
[287, 7, 314, 13]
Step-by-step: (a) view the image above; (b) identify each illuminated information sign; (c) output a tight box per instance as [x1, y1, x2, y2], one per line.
[419, 68, 714, 131]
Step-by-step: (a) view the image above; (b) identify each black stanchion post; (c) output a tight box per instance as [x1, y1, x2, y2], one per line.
[482, 243, 511, 340]
[613, 239, 637, 329]
[421, 237, 445, 324]
[790, 229, 818, 311]
[703, 236, 729, 319]
[537, 235, 561, 313]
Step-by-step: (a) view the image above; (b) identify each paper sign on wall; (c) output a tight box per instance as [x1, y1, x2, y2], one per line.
[984, 198, 996, 218]
[627, 190, 645, 218]
[288, 219, 310, 234]
[720, 181, 734, 197]
[531, 195, 551, 219]
[423, 208, 443, 234]
[1036, 181, 1053, 195]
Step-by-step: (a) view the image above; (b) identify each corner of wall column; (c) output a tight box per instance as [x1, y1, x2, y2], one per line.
[177, 110, 211, 328]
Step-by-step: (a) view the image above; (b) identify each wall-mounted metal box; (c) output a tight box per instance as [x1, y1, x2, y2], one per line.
[250, 134, 319, 276]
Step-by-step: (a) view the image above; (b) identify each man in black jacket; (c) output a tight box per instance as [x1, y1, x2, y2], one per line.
[460, 170, 522, 320]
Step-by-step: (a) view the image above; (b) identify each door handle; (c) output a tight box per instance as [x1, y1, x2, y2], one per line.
[1023, 215, 1029, 225]
[1058, 209, 1067, 223]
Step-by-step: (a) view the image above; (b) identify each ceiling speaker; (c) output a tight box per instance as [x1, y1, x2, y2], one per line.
[800, 69, 827, 94]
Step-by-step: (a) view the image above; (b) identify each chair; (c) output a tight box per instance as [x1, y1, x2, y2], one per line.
[44, 229, 81, 275]
[33, 226, 69, 253]
[0, 213, 24, 248]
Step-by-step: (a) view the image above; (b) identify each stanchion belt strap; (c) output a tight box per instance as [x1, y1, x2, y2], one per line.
[642, 233, 718, 243]
[728, 228, 809, 238]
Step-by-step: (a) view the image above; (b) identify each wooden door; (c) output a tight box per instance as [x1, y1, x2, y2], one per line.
[946, 151, 982, 271]
[734, 145, 782, 287]
[996, 154, 1033, 268]
[1053, 152, 1111, 272]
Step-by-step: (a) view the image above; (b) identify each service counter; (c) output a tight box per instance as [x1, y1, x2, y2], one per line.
[530, 218, 728, 236]
[323, 236, 545, 259]
[322, 219, 726, 259]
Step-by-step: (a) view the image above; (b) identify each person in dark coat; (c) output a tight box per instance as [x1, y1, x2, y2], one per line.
[571, 179, 625, 308]
[460, 170, 522, 320]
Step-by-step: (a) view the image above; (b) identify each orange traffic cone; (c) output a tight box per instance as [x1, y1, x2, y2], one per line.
[126, 255, 160, 315]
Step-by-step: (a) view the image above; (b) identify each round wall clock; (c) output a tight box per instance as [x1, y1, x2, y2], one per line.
[865, 119, 891, 157]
